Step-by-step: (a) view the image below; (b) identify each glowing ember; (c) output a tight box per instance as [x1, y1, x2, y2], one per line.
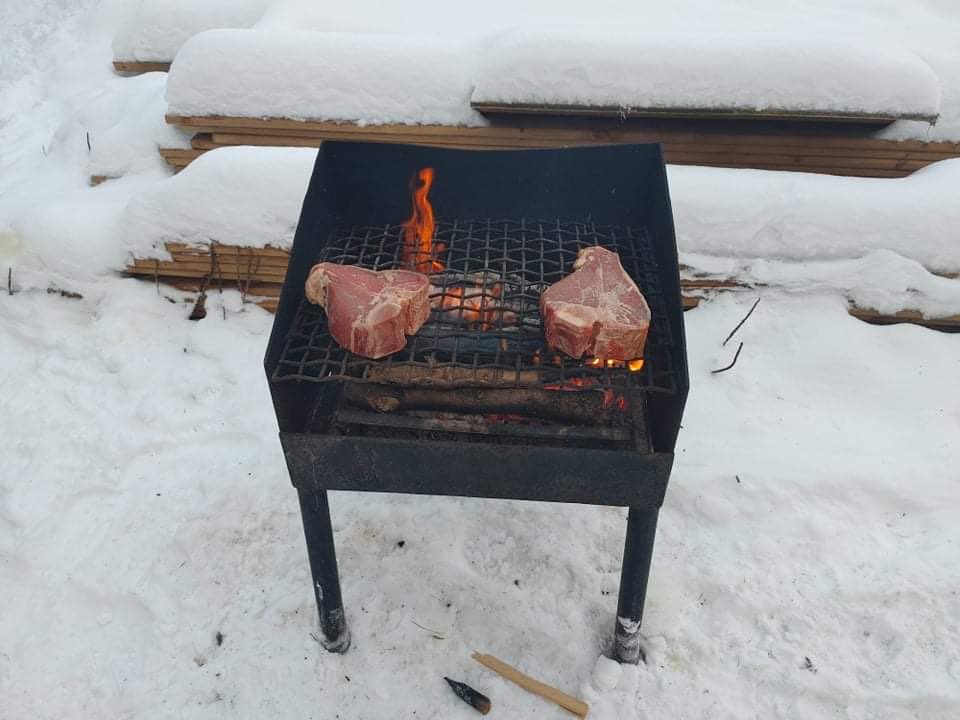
[585, 357, 645, 372]
[435, 282, 502, 330]
[401, 168, 442, 273]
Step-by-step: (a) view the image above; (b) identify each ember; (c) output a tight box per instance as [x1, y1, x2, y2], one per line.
[585, 357, 646, 372]
[433, 281, 503, 330]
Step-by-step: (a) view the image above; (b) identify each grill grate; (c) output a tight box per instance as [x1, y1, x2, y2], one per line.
[271, 219, 677, 394]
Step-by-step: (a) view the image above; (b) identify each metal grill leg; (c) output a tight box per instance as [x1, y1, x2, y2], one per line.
[298, 489, 351, 653]
[612, 507, 659, 664]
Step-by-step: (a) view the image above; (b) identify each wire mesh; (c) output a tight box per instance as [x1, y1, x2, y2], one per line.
[271, 219, 677, 394]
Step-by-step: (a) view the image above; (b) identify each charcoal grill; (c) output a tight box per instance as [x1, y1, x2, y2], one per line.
[265, 142, 689, 663]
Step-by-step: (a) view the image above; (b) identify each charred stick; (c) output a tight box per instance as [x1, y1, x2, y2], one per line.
[444, 677, 491, 715]
[711, 341, 743, 374]
[722, 297, 761, 347]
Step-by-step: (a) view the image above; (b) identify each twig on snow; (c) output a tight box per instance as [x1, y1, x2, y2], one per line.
[722, 297, 761, 347]
[411, 619, 445, 640]
[7, 268, 11, 296]
[711, 342, 743, 375]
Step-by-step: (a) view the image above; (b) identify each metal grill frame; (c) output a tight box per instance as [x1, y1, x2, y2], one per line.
[264, 142, 691, 665]
[271, 219, 676, 395]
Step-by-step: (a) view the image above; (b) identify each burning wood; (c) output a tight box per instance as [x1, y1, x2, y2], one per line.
[429, 272, 514, 330]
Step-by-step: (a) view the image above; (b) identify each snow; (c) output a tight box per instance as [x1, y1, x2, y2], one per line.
[88, 71, 192, 178]
[669, 160, 960, 274]
[112, 0, 269, 62]
[151, 0, 960, 139]
[0, 0, 174, 286]
[121, 146, 315, 258]
[166, 29, 485, 126]
[473, 30, 940, 121]
[2, 283, 959, 719]
[684, 251, 960, 320]
[164, 26, 941, 128]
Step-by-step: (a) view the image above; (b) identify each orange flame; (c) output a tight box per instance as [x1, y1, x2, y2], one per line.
[585, 357, 645, 372]
[401, 168, 442, 273]
[438, 283, 502, 330]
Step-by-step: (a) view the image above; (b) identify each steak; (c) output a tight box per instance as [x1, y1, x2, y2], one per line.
[540, 246, 650, 361]
[305, 263, 431, 359]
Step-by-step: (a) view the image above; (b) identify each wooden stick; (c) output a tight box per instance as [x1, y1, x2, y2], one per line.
[471, 652, 589, 717]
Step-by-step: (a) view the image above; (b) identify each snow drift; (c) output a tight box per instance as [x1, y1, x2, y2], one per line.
[121, 146, 315, 258]
[165, 27, 939, 127]
[112, 0, 269, 62]
[165, 29, 485, 126]
[668, 159, 960, 273]
[473, 30, 940, 122]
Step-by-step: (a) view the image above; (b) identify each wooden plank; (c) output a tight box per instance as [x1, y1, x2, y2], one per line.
[205, 131, 952, 159]
[164, 242, 291, 258]
[159, 148, 205, 160]
[210, 133, 325, 148]
[470, 101, 936, 125]
[847, 306, 960, 331]
[190, 134, 219, 150]
[168, 137, 933, 176]
[168, 250, 291, 268]
[166, 114, 960, 153]
[113, 60, 171, 74]
[127, 261, 288, 282]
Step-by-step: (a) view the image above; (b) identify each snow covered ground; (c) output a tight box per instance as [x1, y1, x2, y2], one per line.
[2, 283, 958, 719]
[2, 2, 960, 718]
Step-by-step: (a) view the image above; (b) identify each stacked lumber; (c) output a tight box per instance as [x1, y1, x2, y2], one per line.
[124, 243, 960, 330]
[161, 114, 960, 178]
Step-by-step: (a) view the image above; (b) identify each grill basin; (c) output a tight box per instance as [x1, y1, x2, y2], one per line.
[264, 142, 689, 663]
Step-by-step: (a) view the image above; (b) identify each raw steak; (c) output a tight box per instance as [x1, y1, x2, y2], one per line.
[540, 247, 650, 361]
[305, 263, 431, 359]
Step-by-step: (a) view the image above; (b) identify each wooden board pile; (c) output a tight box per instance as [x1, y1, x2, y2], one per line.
[124, 242, 960, 330]
[159, 114, 960, 179]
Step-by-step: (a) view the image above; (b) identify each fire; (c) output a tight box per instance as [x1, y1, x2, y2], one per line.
[438, 283, 502, 330]
[543, 375, 630, 412]
[401, 167, 443, 273]
[585, 357, 645, 372]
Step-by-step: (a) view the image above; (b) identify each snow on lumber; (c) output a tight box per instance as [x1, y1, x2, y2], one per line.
[121, 146, 315, 258]
[668, 159, 960, 273]
[125, 145, 960, 278]
[165, 29, 485, 126]
[472, 30, 940, 122]
[112, 0, 269, 62]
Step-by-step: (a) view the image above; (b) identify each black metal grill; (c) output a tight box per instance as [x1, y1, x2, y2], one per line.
[271, 218, 677, 394]
[265, 143, 691, 665]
